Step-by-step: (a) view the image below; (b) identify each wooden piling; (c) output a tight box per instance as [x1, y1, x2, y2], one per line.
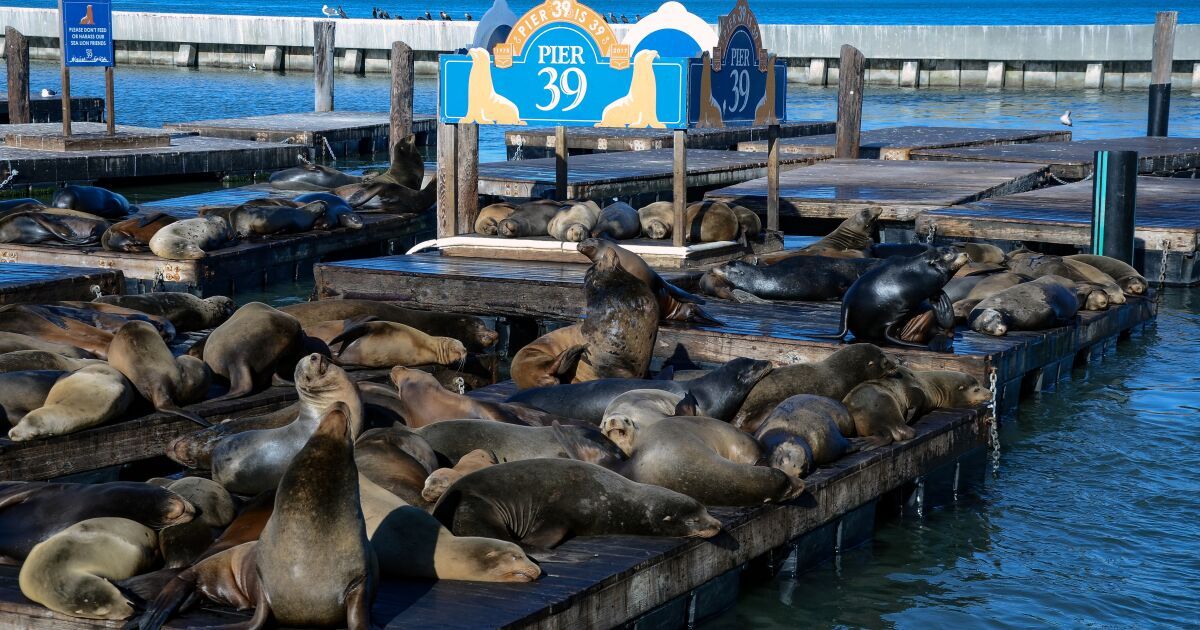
[5, 28, 30, 125]
[1147, 11, 1176, 137]
[436, 122, 458, 237]
[313, 21, 336, 113]
[672, 130, 687, 247]
[555, 125, 568, 200]
[389, 41, 414, 151]
[104, 66, 114, 135]
[835, 44, 865, 159]
[457, 123, 480, 234]
[766, 123, 780, 232]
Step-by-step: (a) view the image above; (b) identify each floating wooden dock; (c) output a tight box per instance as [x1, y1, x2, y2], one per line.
[0, 402, 987, 628]
[0, 263, 123, 304]
[313, 254, 1156, 412]
[478, 148, 820, 203]
[916, 177, 1200, 286]
[911, 136, 1200, 179]
[737, 126, 1071, 160]
[0, 95, 104, 124]
[0, 123, 301, 189]
[164, 111, 438, 157]
[505, 120, 836, 159]
[704, 158, 1050, 238]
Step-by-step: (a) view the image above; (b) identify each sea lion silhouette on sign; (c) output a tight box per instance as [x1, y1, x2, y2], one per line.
[80, 5, 95, 24]
[598, 50, 664, 128]
[753, 53, 779, 125]
[460, 48, 523, 125]
[696, 52, 723, 127]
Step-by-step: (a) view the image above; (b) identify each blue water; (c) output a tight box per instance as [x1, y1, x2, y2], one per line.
[2, 0, 1198, 23]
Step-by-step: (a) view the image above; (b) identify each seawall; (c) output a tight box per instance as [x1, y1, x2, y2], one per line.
[2, 8, 1198, 89]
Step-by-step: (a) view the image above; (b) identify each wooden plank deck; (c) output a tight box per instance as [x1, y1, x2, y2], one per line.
[910, 136, 1200, 179]
[504, 120, 836, 159]
[0, 263, 123, 304]
[478, 148, 821, 202]
[737, 126, 1071, 160]
[916, 177, 1200, 286]
[704, 158, 1051, 227]
[313, 254, 1157, 413]
[0, 95, 104, 124]
[164, 111, 438, 156]
[0, 404, 986, 629]
[0, 123, 302, 189]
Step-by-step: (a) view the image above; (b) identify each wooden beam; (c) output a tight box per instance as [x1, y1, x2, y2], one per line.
[1151, 11, 1177, 85]
[389, 41, 414, 151]
[672, 129, 687, 247]
[555, 125, 568, 200]
[4, 28, 30, 125]
[766, 123, 780, 232]
[456, 123, 480, 235]
[835, 44, 865, 159]
[436, 122, 459, 237]
[104, 66, 115, 135]
[313, 21, 336, 112]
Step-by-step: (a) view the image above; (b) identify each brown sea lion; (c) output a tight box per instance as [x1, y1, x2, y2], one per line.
[909, 370, 991, 410]
[202, 302, 306, 401]
[354, 425, 438, 506]
[577, 237, 720, 326]
[730, 204, 762, 239]
[841, 367, 927, 443]
[330, 320, 468, 368]
[280, 300, 499, 352]
[497, 199, 563, 237]
[753, 395, 855, 478]
[421, 449, 498, 503]
[166, 405, 300, 470]
[148, 216, 237, 260]
[548, 200, 601, 242]
[416, 420, 621, 467]
[107, 321, 211, 426]
[474, 202, 517, 235]
[101, 212, 178, 252]
[0, 371, 62, 428]
[510, 324, 587, 389]
[684, 200, 739, 243]
[1038, 274, 1109, 312]
[368, 133, 425, 190]
[599, 389, 688, 447]
[0, 305, 114, 358]
[1065, 254, 1148, 295]
[969, 276, 1081, 336]
[945, 272, 1026, 321]
[94, 293, 236, 332]
[7, 364, 134, 441]
[0, 331, 94, 358]
[389, 366, 562, 427]
[778, 207, 881, 259]
[953, 241, 1006, 264]
[574, 245, 659, 381]
[1007, 252, 1125, 305]
[22, 303, 174, 342]
[0, 350, 100, 374]
[591, 201, 641, 240]
[637, 201, 674, 239]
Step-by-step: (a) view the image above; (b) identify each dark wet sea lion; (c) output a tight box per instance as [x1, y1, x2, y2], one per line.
[0, 331, 93, 358]
[511, 324, 587, 389]
[94, 293, 236, 332]
[577, 237, 720, 325]
[340, 179, 437, 214]
[417, 419, 621, 466]
[280, 299, 499, 352]
[432, 458, 722, 547]
[0, 481, 194, 561]
[389, 366, 563, 427]
[0, 306, 114, 358]
[575, 245, 659, 381]
[868, 242, 931, 258]
[0, 211, 107, 245]
[102, 212, 178, 252]
[753, 395, 854, 478]
[0, 198, 45, 216]
[107, 321, 211, 426]
[474, 202, 517, 235]
[354, 425, 438, 506]
[6, 364, 134, 441]
[226, 199, 328, 237]
[497, 199, 562, 237]
[508, 357, 773, 423]
[1065, 254, 1148, 295]
[821, 246, 968, 348]
[51, 185, 132, 219]
[969, 276, 1080, 336]
[0, 371, 62, 428]
[149, 216, 237, 260]
[168, 404, 300, 469]
[293, 192, 364, 229]
[706, 255, 880, 302]
[591, 201, 640, 239]
[202, 302, 305, 401]
[684, 200, 739, 243]
[269, 162, 361, 191]
[733, 344, 897, 433]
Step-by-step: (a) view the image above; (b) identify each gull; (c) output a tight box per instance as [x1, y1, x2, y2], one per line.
[337, 5, 348, 18]
[321, 4, 338, 17]
[440, 10, 452, 20]
[40, 88, 56, 97]
[425, 10, 433, 19]
[620, 13, 628, 23]
[464, 12, 472, 20]
[248, 63, 257, 70]
[1060, 110, 1073, 127]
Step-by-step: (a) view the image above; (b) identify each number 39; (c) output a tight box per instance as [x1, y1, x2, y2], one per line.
[726, 69, 750, 113]
[536, 67, 588, 112]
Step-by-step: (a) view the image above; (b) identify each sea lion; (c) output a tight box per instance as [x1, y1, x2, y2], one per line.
[0, 306, 113, 358]
[202, 302, 305, 401]
[94, 293, 236, 332]
[497, 199, 562, 237]
[389, 366, 564, 427]
[510, 324, 587, 389]
[368, 133, 425, 190]
[0, 210, 108, 245]
[841, 367, 928, 443]
[1039, 274, 1109, 311]
[101, 212, 178, 252]
[157, 478, 236, 569]
[732, 343, 897, 433]
[269, 162, 361, 191]
[0, 371, 62, 428]
[1007, 252, 1125, 305]
[293, 192, 365, 230]
[591, 201, 640, 239]
[421, 449, 498, 503]
[0, 198, 45, 216]
[571, 416, 802, 506]
[969, 276, 1081, 336]
[432, 458, 722, 547]
[753, 395, 854, 478]
[954, 242, 1006, 264]
[280, 300, 499, 352]
[211, 354, 363, 495]
[730, 204, 762, 239]
[547, 200, 600, 242]
[637, 201, 674, 239]
[167, 404, 300, 470]
[29, 302, 175, 341]
[51, 185, 133, 219]
[149, 216, 237, 260]
[509, 356, 773, 423]
[599, 389, 687, 447]
[7, 364, 134, 441]
[705, 255, 880, 302]
[945, 272, 1025, 320]
[0, 349, 100, 373]
[338, 179, 437, 214]
[791, 207, 882, 258]
[329, 320, 467, 368]
[416, 419, 621, 467]
[0, 331, 94, 358]
[575, 245, 658, 381]
[354, 425, 438, 505]
[684, 201, 739, 243]
[225, 199, 328, 237]
[909, 370, 991, 410]
[821, 247, 967, 347]
[0, 480, 194, 561]
[19, 518, 159, 620]
[108, 321, 211, 426]
[1065, 254, 1148, 295]
[474, 202, 516, 235]
[577, 237, 719, 326]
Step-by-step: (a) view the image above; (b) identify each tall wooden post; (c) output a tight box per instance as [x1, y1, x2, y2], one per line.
[5, 28, 30, 125]
[672, 130, 687, 247]
[313, 21, 336, 112]
[456, 124, 479, 232]
[766, 123, 780, 232]
[104, 66, 115, 135]
[1147, 11, 1176, 137]
[555, 125, 568, 200]
[835, 44, 865, 159]
[57, 0, 71, 137]
[436, 122, 458, 238]
[389, 41, 414, 151]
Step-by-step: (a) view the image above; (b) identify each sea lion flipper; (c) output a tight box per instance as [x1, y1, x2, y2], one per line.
[159, 405, 213, 428]
[344, 572, 371, 630]
[550, 420, 621, 469]
[674, 392, 699, 416]
[683, 304, 723, 327]
[932, 292, 955, 329]
[883, 324, 930, 349]
[328, 322, 374, 356]
[814, 300, 851, 341]
[663, 280, 705, 305]
[207, 364, 255, 403]
[0, 487, 38, 511]
[136, 212, 170, 228]
[136, 568, 199, 630]
[548, 344, 587, 381]
[730, 289, 770, 305]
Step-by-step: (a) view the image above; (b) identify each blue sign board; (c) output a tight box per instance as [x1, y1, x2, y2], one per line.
[61, 0, 114, 67]
[688, 0, 786, 127]
[440, 0, 691, 129]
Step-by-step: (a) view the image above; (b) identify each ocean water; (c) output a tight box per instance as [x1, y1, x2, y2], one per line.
[2, 0, 1198, 24]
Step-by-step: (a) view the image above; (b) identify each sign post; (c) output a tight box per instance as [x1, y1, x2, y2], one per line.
[58, 0, 115, 137]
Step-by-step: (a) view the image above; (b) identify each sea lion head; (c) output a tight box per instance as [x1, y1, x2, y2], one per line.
[922, 246, 969, 278]
[390, 365, 443, 395]
[763, 432, 815, 479]
[973, 308, 1008, 336]
[593, 246, 622, 272]
[442, 537, 542, 583]
[709, 259, 759, 286]
[1119, 276, 1147, 295]
[1085, 290, 1109, 311]
[599, 415, 638, 456]
[175, 355, 212, 402]
[644, 218, 670, 240]
[698, 270, 736, 300]
[167, 238, 207, 260]
[727, 357, 773, 389]
[645, 488, 722, 539]
[850, 207, 883, 230]
[295, 353, 353, 407]
[496, 217, 522, 237]
[204, 296, 237, 324]
[830, 343, 899, 378]
[154, 488, 199, 528]
[421, 468, 461, 503]
[563, 223, 590, 243]
[575, 237, 608, 261]
[435, 337, 469, 366]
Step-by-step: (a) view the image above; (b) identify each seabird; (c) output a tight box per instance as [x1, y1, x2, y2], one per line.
[634, 13, 641, 21]
[371, 7, 378, 17]
[620, 14, 628, 23]
[425, 10, 433, 19]
[248, 63, 257, 70]
[40, 88, 55, 97]
[608, 12, 616, 22]
[1060, 110, 1073, 127]
[441, 10, 452, 20]
[465, 12, 472, 20]
[321, 4, 337, 17]
[337, 5, 348, 18]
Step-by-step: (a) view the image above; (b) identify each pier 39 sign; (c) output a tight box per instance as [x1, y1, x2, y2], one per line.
[439, 0, 691, 128]
[690, 0, 785, 126]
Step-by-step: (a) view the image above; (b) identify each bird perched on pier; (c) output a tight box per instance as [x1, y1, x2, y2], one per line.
[40, 88, 55, 97]
[1060, 110, 1073, 127]
[465, 12, 472, 20]
[608, 12, 616, 22]
[321, 4, 337, 17]
[380, 9, 390, 18]
[425, 10, 433, 19]
[620, 13, 628, 23]
[372, 7, 378, 18]
[248, 63, 257, 71]
[337, 5, 348, 18]
[441, 10, 452, 20]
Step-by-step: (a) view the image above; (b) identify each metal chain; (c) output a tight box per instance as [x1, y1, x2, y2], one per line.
[0, 168, 19, 190]
[987, 369, 1001, 472]
[512, 136, 524, 161]
[1156, 240, 1171, 303]
[322, 137, 337, 162]
[924, 222, 936, 244]
[297, 152, 312, 165]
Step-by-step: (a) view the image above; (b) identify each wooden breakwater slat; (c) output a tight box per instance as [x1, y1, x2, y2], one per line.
[0, 263, 123, 304]
[0, 405, 985, 629]
[738, 125, 1071, 160]
[163, 111, 439, 156]
[504, 121, 836, 159]
[0, 369, 391, 482]
[0, 212, 434, 296]
[704, 158, 1052, 226]
[909, 136, 1200, 179]
[915, 177, 1200, 285]
[312, 254, 1157, 412]
[477, 148, 821, 202]
[0, 95, 104, 124]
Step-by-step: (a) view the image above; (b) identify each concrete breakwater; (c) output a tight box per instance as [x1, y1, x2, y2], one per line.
[1, 8, 1198, 89]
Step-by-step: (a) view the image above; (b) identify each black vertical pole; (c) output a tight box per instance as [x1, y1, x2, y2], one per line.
[1090, 150, 1138, 263]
